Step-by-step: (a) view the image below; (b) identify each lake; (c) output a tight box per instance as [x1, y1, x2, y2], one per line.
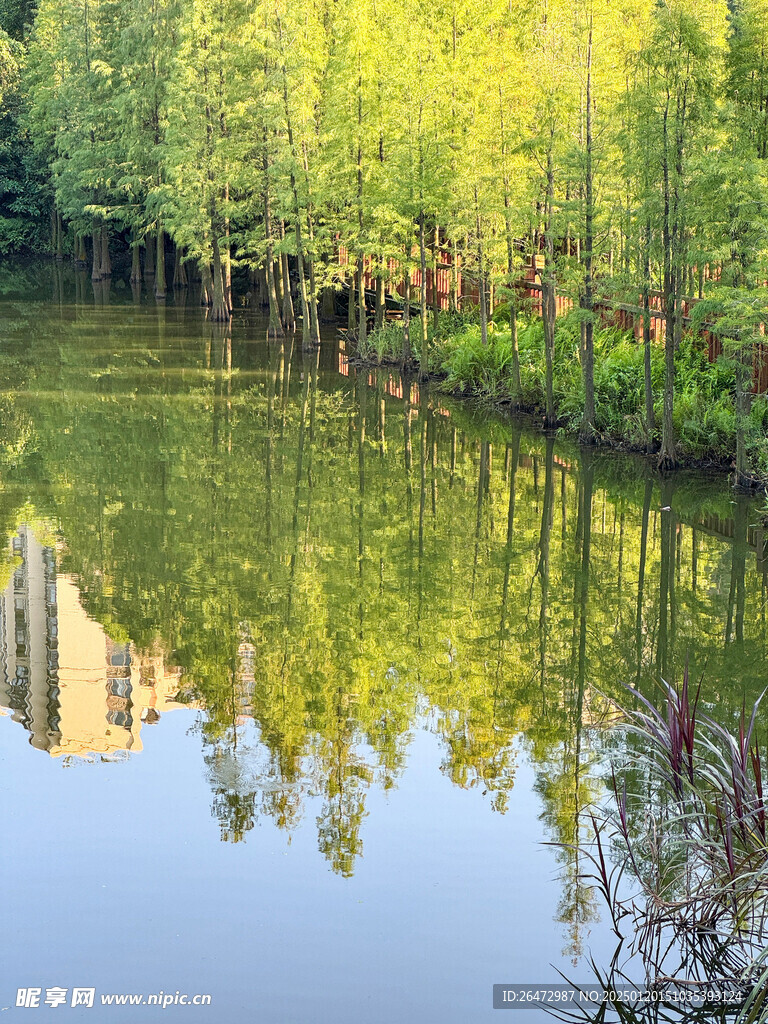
[0, 264, 765, 1022]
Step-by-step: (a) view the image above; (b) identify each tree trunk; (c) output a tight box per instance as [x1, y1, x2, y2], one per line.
[274, 236, 285, 305]
[155, 225, 167, 298]
[502, 164, 521, 403]
[224, 183, 232, 313]
[144, 232, 155, 277]
[659, 307, 676, 470]
[55, 211, 64, 261]
[130, 239, 142, 284]
[432, 225, 440, 338]
[274, 20, 317, 348]
[402, 257, 412, 367]
[211, 232, 230, 322]
[173, 246, 188, 288]
[542, 141, 556, 427]
[355, 66, 366, 350]
[251, 267, 265, 308]
[262, 151, 283, 337]
[200, 261, 213, 306]
[579, 23, 595, 444]
[450, 240, 459, 313]
[375, 268, 385, 333]
[99, 223, 111, 278]
[357, 254, 367, 351]
[321, 287, 336, 322]
[419, 210, 429, 375]
[91, 219, 101, 281]
[475, 190, 489, 348]
[510, 297, 521, 406]
[658, 97, 679, 471]
[642, 223, 655, 452]
[348, 268, 356, 333]
[280, 226, 295, 331]
[305, 215, 321, 345]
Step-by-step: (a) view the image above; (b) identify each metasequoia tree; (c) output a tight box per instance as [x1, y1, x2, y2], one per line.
[630, 1, 725, 470]
[525, 0, 578, 429]
[162, 0, 244, 321]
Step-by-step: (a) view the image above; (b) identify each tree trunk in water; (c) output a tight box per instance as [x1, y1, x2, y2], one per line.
[252, 268, 265, 308]
[306, 238, 321, 345]
[130, 240, 142, 284]
[402, 261, 412, 367]
[419, 211, 429, 376]
[211, 234, 230, 322]
[300, 190, 321, 342]
[357, 254, 367, 351]
[55, 212, 64, 260]
[375, 270, 385, 333]
[280, 239, 295, 332]
[224, 243, 232, 312]
[659, 306, 676, 470]
[296, 251, 310, 349]
[99, 224, 111, 278]
[91, 220, 101, 281]
[348, 269, 356, 333]
[502, 176, 521, 404]
[277, 28, 314, 348]
[200, 262, 213, 306]
[543, 278, 556, 427]
[155, 225, 167, 298]
[266, 259, 282, 336]
[262, 166, 283, 337]
[274, 239, 284, 306]
[224, 200, 232, 313]
[173, 246, 188, 288]
[321, 287, 336, 322]
[144, 232, 155, 277]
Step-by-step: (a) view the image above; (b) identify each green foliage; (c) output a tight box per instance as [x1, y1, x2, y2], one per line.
[416, 306, 768, 472]
[0, 26, 50, 251]
[441, 325, 519, 400]
[356, 320, 405, 362]
[0, 0, 36, 40]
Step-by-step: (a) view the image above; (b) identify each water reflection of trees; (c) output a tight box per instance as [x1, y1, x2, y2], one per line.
[0, 312, 764, 922]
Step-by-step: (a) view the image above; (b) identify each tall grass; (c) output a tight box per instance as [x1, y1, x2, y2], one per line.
[563, 673, 768, 1022]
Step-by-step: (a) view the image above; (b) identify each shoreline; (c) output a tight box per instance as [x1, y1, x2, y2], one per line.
[346, 351, 767, 488]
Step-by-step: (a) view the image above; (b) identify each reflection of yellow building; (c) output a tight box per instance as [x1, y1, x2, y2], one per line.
[0, 525, 191, 757]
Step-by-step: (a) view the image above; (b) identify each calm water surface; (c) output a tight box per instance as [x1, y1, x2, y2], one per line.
[0, 265, 766, 1022]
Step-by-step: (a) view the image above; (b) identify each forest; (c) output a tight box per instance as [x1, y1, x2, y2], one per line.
[1, 0, 768, 477]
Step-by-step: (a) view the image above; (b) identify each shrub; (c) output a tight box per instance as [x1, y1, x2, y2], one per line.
[362, 304, 768, 477]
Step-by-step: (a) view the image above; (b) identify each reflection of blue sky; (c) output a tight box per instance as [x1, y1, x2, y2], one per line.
[0, 712, 617, 1023]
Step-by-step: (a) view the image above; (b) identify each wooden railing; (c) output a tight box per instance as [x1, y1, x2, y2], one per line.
[336, 248, 768, 394]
